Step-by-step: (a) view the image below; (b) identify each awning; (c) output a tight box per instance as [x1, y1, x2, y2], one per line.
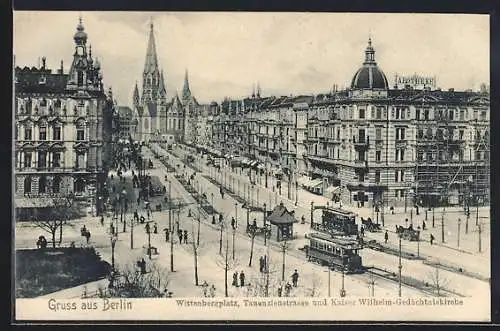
[250, 161, 258, 167]
[15, 197, 56, 209]
[308, 179, 323, 188]
[326, 186, 341, 193]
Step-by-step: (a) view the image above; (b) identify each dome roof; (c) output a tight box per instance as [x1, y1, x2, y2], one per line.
[350, 38, 388, 90]
[73, 17, 88, 43]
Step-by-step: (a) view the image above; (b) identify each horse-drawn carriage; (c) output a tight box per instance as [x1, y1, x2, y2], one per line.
[361, 217, 382, 232]
[246, 221, 271, 238]
[395, 225, 420, 241]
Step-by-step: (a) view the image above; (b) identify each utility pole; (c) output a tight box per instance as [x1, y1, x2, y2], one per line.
[130, 217, 134, 249]
[169, 181, 174, 272]
[197, 205, 201, 246]
[219, 218, 224, 255]
[478, 221, 482, 253]
[441, 209, 445, 243]
[263, 203, 267, 246]
[265, 235, 270, 297]
[232, 228, 236, 260]
[457, 218, 461, 248]
[235, 203, 238, 228]
[340, 266, 346, 297]
[398, 234, 402, 297]
[280, 241, 288, 281]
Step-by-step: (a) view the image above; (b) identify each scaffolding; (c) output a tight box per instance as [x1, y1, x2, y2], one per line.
[414, 92, 490, 208]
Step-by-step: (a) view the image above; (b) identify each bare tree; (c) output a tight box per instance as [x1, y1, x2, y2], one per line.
[33, 196, 75, 248]
[248, 225, 257, 267]
[427, 266, 450, 297]
[304, 273, 323, 297]
[191, 224, 207, 286]
[215, 228, 239, 297]
[109, 261, 171, 298]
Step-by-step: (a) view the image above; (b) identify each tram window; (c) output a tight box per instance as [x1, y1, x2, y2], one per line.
[327, 245, 333, 252]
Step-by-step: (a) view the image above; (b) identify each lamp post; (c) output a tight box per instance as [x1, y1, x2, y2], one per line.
[295, 180, 298, 206]
[280, 241, 289, 281]
[398, 233, 402, 297]
[219, 216, 224, 255]
[340, 264, 346, 297]
[110, 232, 117, 270]
[211, 193, 214, 214]
[263, 203, 267, 246]
[232, 228, 236, 260]
[235, 203, 238, 228]
[130, 216, 134, 249]
[121, 189, 127, 233]
[145, 221, 152, 259]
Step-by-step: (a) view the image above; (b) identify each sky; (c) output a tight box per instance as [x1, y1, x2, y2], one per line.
[13, 12, 489, 106]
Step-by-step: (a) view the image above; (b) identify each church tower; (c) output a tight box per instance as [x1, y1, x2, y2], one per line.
[133, 81, 140, 107]
[141, 21, 160, 104]
[182, 68, 192, 105]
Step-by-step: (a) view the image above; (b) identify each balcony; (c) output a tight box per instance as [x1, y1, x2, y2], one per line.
[353, 137, 370, 151]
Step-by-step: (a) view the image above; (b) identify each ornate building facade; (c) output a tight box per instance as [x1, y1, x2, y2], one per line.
[209, 38, 490, 208]
[14, 18, 113, 219]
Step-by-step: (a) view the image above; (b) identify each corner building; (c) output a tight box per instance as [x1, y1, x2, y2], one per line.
[305, 38, 490, 208]
[14, 18, 113, 219]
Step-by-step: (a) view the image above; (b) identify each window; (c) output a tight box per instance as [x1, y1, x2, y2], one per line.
[417, 151, 423, 161]
[375, 127, 382, 141]
[358, 129, 366, 143]
[401, 108, 406, 119]
[359, 109, 365, 119]
[358, 150, 365, 161]
[475, 151, 481, 160]
[394, 170, 399, 182]
[359, 172, 365, 182]
[24, 176, 32, 194]
[424, 109, 429, 120]
[375, 150, 381, 162]
[400, 128, 405, 140]
[481, 111, 487, 121]
[401, 150, 405, 161]
[38, 151, 47, 168]
[24, 127, 32, 140]
[52, 176, 61, 193]
[53, 126, 61, 140]
[76, 152, 85, 169]
[449, 110, 454, 120]
[416, 109, 421, 120]
[39, 126, 47, 140]
[376, 107, 382, 119]
[417, 130, 424, 139]
[53, 152, 61, 167]
[39, 176, 47, 193]
[74, 178, 85, 193]
[395, 150, 399, 161]
[77, 128, 85, 141]
[77, 71, 84, 86]
[460, 110, 465, 121]
[375, 170, 381, 183]
[24, 152, 32, 168]
[395, 108, 400, 119]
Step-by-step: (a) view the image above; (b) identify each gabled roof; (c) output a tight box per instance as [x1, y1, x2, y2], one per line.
[267, 203, 296, 225]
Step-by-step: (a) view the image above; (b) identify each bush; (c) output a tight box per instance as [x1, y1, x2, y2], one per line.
[16, 247, 111, 298]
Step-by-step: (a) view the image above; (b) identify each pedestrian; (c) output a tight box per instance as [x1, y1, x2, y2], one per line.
[147, 209, 151, 219]
[183, 230, 188, 244]
[110, 223, 115, 235]
[145, 222, 150, 234]
[202, 281, 209, 297]
[137, 196, 140, 206]
[259, 256, 264, 273]
[153, 223, 158, 234]
[390, 206, 395, 214]
[277, 286, 282, 297]
[140, 215, 145, 224]
[301, 215, 305, 224]
[178, 230, 183, 244]
[360, 226, 365, 237]
[212, 215, 216, 224]
[239, 271, 245, 287]
[85, 231, 91, 244]
[291, 269, 299, 287]
[422, 220, 426, 231]
[430, 234, 435, 245]
[164, 228, 170, 242]
[140, 258, 147, 274]
[384, 230, 389, 244]
[209, 285, 216, 297]
[232, 272, 238, 287]
[285, 282, 292, 296]
[100, 215, 104, 226]
[231, 217, 236, 230]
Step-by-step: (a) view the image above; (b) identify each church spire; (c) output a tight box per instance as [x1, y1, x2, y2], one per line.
[364, 36, 376, 64]
[158, 69, 167, 103]
[256, 81, 261, 98]
[144, 19, 159, 74]
[182, 68, 192, 103]
[133, 81, 140, 107]
[141, 19, 160, 104]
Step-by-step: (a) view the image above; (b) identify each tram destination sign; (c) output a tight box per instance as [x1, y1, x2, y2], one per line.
[394, 73, 437, 89]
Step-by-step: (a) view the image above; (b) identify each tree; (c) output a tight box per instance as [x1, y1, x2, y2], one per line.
[33, 196, 75, 248]
[215, 228, 240, 297]
[427, 266, 450, 297]
[109, 261, 171, 298]
[191, 224, 207, 286]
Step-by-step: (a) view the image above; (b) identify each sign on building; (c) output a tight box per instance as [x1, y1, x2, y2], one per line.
[394, 73, 437, 90]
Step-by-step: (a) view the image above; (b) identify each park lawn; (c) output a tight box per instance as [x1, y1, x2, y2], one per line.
[15, 247, 111, 298]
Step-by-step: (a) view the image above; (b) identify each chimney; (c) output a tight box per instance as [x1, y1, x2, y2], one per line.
[41, 56, 46, 69]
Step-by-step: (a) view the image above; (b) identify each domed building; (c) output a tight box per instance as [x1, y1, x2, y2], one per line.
[304, 38, 489, 208]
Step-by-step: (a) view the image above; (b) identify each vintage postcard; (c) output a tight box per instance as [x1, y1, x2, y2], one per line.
[13, 11, 490, 322]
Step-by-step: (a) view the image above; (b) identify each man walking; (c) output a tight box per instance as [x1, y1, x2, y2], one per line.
[384, 230, 389, 244]
[239, 271, 245, 287]
[183, 230, 188, 244]
[291, 269, 299, 287]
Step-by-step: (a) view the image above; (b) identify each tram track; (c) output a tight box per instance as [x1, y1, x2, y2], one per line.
[148, 144, 467, 298]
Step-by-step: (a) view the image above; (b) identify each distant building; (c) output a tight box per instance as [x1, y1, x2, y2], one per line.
[116, 106, 137, 140]
[14, 17, 114, 219]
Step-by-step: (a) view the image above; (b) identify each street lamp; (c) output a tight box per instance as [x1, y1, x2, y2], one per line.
[263, 203, 267, 245]
[280, 241, 289, 281]
[110, 232, 118, 270]
[235, 203, 238, 228]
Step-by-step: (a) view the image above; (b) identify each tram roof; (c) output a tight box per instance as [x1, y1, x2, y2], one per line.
[323, 207, 357, 217]
[309, 232, 361, 249]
